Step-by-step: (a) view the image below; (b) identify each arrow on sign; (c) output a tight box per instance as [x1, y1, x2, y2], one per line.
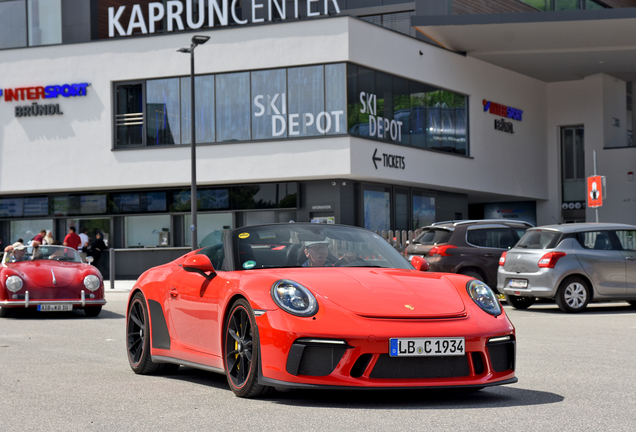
[372, 148, 382, 169]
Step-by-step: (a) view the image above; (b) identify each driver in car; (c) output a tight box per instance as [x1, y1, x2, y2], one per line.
[302, 240, 362, 267]
[3, 242, 28, 262]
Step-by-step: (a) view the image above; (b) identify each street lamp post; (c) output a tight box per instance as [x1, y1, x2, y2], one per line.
[178, 35, 210, 250]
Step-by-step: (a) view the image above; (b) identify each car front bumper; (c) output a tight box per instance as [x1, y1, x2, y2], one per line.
[254, 307, 517, 389]
[1, 290, 106, 308]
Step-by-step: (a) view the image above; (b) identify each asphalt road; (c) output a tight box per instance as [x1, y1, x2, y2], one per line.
[1, 290, 635, 432]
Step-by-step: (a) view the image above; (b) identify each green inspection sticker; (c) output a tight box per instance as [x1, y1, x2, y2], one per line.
[243, 260, 256, 269]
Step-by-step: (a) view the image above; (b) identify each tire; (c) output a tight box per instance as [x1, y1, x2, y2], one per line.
[0, 306, 12, 318]
[504, 294, 535, 310]
[223, 299, 269, 398]
[126, 292, 178, 375]
[556, 277, 590, 313]
[84, 306, 102, 317]
[627, 301, 636, 308]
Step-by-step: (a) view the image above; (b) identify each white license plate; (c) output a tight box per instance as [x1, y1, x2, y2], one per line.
[389, 337, 465, 357]
[509, 279, 528, 288]
[38, 304, 73, 312]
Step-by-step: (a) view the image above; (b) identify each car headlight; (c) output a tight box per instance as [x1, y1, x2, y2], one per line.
[5, 276, 23, 293]
[466, 280, 501, 317]
[83, 275, 101, 291]
[271, 279, 318, 317]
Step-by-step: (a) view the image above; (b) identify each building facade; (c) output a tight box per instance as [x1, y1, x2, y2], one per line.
[1, 0, 635, 275]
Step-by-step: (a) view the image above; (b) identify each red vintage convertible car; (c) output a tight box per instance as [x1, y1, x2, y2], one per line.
[0, 244, 105, 317]
[126, 223, 516, 397]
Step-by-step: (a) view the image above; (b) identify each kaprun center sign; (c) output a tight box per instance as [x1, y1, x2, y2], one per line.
[108, 0, 342, 37]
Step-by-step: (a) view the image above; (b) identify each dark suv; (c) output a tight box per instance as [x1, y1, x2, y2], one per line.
[405, 220, 532, 289]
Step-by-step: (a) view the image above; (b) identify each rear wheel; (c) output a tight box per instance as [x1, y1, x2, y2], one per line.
[556, 277, 590, 313]
[223, 299, 269, 398]
[127, 292, 179, 374]
[504, 294, 535, 310]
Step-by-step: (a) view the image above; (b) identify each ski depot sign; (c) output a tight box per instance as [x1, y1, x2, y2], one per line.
[108, 0, 342, 37]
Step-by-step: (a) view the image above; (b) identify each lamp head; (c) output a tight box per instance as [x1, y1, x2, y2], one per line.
[177, 47, 191, 53]
[192, 35, 210, 45]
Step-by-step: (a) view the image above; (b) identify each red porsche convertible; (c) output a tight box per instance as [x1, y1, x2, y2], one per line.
[0, 244, 106, 317]
[126, 223, 516, 397]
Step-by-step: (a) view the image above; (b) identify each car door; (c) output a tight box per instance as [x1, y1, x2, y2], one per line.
[613, 230, 636, 294]
[167, 268, 225, 356]
[464, 226, 516, 286]
[575, 230, 626, 296]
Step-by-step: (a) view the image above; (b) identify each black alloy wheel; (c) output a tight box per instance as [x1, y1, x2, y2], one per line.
[127, 292, 178, 374]
[223, 299, 268, 398]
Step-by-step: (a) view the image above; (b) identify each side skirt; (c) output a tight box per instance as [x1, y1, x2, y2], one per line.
[152, 355, 226, 375]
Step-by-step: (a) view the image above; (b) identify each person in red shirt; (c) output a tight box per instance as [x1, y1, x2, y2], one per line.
[32, 230, 46, 244]
[63, 226, 82, 250]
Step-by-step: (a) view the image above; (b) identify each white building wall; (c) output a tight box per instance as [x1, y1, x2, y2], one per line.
[2, 17, 550, 212]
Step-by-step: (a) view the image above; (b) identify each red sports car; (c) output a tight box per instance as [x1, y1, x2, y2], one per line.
[126, 223, 516, 397]
[0, 244, 106, 317]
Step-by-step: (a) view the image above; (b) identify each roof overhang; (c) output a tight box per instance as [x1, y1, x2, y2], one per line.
[412, 8, 636, 82]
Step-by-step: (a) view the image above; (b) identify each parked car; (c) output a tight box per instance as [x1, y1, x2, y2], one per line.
[126, 223, 517, 398]
[0, 244, 106, 317]
[497, 223, 636, 312]
[406, 220, 532, 289]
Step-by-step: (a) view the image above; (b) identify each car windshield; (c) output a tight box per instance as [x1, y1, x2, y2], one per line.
[413, 229, 452, 245]
[516, 229, 561, 249]
[231, 224, 412, 270]
[31, 245, 82, 263]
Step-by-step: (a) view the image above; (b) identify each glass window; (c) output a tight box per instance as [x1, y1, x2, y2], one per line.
[115, 83, 144, 148]
[348, 65, 468, 155]
[216, 72, 251, 142]
[616, 230, 636, 251]
[561, 126, 585, 203]
[112, 191, 167, 213]
[251, 68, 287, 140]
[287, 66, 325, 137]
[325, 63, 347, 135]
[181, 75, 215, 144]
[363, 187, 391, 232]
[394, 190, 408, 232]
[0, 0, 27, 49]
[467, 228, 516, 249]
[412, 194, 435, 230]
[185, 212, 233, 248]
[231, 183, 297, 210]
[414, 229, 452, 245]
[10, 219, 53, 244]
[147, 78, 181, 145]
[577, 231, 614, 250]
[125, 215, 170, 247]
[170, 188, 230, 212]
[27, 0, 61, 46]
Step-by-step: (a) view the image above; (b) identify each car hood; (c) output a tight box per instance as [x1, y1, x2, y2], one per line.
[9, 261, 83, 288]
[271, 268, 467, 319]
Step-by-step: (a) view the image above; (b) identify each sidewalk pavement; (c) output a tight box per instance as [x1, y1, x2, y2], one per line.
[104, 280, 137, 292]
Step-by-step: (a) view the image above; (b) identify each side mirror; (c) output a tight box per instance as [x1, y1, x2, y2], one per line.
[183, 255, 216, 280]
[86, 256, 94, 264]
[410, 255, 430, 272]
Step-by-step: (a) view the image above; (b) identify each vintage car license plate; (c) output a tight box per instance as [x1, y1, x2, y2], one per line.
[389, 337, 465, 357]
[38, 304, 73, 312]
[509, 279, 528, 288]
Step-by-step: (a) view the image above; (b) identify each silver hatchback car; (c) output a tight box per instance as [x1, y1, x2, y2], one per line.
[497, 223, 636, 312]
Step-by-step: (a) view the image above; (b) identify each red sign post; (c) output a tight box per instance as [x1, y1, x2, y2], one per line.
[587, 175, 603, 208]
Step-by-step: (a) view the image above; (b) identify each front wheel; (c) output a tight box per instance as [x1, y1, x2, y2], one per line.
[504, 294, 535, 310]
[223, 299, 269, 398]
[556, 277, 590, 313]
[127, 292, 178, 374]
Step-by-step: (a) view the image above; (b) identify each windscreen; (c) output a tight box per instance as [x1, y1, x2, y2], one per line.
[516, 230, 562, 249]
[231, 224, 412, 270]
[413, 229, 452, 245]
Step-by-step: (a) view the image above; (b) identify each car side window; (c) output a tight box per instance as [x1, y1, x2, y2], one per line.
[615, 230, 636, 251]
[577, 231, 613, 250]
[466, 228, 515, 249]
